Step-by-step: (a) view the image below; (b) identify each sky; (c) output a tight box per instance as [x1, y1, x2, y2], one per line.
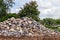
[11, 0, 60, 19]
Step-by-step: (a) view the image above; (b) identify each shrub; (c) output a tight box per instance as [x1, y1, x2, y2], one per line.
[0, 13, 19, 22]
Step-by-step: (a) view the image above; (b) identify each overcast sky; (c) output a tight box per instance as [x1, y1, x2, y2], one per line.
[11, 0, 60, 19]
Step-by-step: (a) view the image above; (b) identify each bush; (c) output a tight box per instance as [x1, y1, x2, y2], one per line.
[0, 13, 19, 22]
[5, 13, 19, 18]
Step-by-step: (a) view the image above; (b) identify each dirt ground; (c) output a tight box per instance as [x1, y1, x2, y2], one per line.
[0, 35, 60, 40]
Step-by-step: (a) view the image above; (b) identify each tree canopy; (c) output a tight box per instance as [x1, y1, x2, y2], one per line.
[18, 1, 40, 22]
[0, 0, 14, 18]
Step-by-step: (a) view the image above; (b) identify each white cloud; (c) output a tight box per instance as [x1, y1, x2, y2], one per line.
[11, 0, 60, 19]
[11, 8, 20, 13]
[33, 0, 60, 19]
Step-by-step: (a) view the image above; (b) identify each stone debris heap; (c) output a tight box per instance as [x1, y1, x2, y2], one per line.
[0, 17, 60, 37]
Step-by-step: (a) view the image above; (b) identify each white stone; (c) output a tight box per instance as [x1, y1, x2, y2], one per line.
[5, 21, 9, 23]
[8, 23, 12, 26]
[3, 22, 6, 24]
[16, 18, 20, 21]
[10, 17, 15, 21]
[9, 28, 15, 32]
[51, 32, 56, 35]
[19, 30, 23, 33]
[16, 27, 20, 30]
[28, 33, 32, 36]
[6, 27, 9, 29]
[28, 21, 32, 24]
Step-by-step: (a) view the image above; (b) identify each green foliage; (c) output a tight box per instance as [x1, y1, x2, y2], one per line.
[0, 0, 14, 18]
[58, 27, 60, 32]
[0, 0, 7, 18]
[0, 13, 19, 22]
[18, 1, 40, 22]
[41, 18, 55, 29]
[41, 18, 60, 32]
[42, 18, 55, 26]
[0, 17, 7, 22]
[55, 19, 60, 24]
[5, 13, 19, 18]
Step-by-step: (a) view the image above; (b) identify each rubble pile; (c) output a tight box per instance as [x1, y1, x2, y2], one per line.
[0, 17, 60, 37]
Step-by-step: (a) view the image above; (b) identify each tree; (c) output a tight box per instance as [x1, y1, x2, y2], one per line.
[42, 18, 55, 28]
[18, 1, 40, 22]
[43, 18, 55, 25]
[55, 19, 60, 25]
[0, 0, 14, 18]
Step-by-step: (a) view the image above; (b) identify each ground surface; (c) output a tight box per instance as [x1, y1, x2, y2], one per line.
[0, 35, 60, 40]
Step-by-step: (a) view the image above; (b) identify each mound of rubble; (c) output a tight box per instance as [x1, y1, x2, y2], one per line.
[0, 17, 60, 37]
